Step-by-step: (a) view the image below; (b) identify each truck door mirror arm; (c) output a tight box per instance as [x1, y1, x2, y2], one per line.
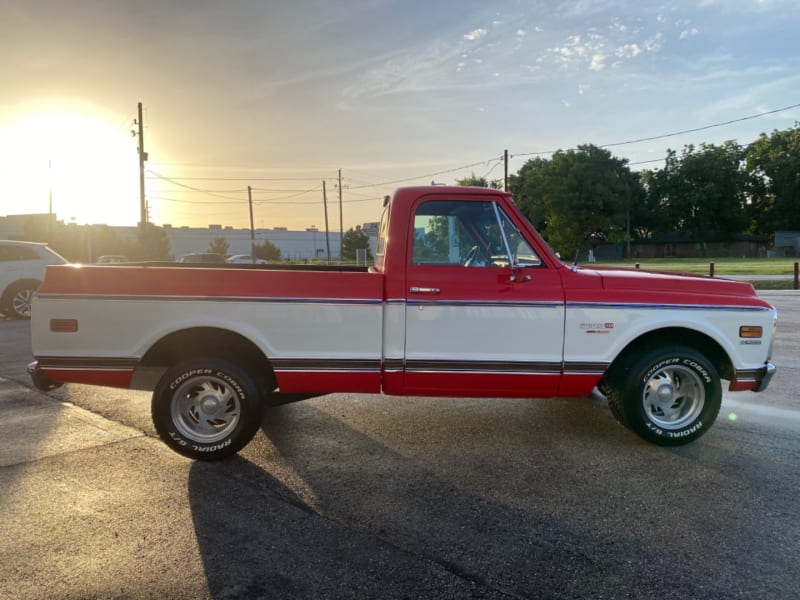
[509, 266, 533, 283]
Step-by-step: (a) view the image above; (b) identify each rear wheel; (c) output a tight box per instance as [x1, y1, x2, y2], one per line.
[603, 345, 721, 446]
[152, 358, 264, 460]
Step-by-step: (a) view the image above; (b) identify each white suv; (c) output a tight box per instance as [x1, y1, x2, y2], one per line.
[0, 240, 68, 319]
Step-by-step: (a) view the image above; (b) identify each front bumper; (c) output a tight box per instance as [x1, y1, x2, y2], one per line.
[730, 362, 776, 393]
[753, 362, 776, 392]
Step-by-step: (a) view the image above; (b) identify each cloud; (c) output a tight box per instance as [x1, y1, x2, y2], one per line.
[643, 33, 663, 52]
[463, 28, 487, 41]
[679, 28, 699, 39]
[616, 43, 642, 59]
[697, 0, 795, 11]
[339, 41, 467, 103]
[590, 54, 606, 71]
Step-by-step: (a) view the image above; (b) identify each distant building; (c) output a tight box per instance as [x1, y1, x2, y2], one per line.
[164, 224, 344, 260]
[0, 213, 57, 240]
[361, 222, 379, 236]
[0, 213, 390, 261]
[774, 231, 800, 257]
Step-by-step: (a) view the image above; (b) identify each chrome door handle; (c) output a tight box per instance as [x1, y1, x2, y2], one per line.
[409, 286, 441, 294]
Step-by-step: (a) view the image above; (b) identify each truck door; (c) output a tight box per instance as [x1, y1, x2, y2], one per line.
[403, 197, 565, 397]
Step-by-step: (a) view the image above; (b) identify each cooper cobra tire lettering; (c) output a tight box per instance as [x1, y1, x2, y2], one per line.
[169, 368, 212, 391]
[642, 358, 679, 384]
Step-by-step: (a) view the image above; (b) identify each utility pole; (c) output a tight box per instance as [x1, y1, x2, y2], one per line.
[248, 186, 256, 263]
[503, 149, 509, 191]
[322, 181, 331, 264]
[48, 160, 53, 243]
[338, 169, 343, 260]
[135, 102, 148, 237]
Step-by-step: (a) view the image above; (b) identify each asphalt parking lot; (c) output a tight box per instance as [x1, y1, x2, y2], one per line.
[0, 290, 798, 599]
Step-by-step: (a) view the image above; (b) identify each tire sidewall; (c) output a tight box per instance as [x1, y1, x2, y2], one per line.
[152, 359, 263, 460]
[621, 347, 721, 446]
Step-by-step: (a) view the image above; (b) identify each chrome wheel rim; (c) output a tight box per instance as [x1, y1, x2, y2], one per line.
[642, 363, 705, 430]
[12, 288, 34, 318]
[170, 375, 241, 443]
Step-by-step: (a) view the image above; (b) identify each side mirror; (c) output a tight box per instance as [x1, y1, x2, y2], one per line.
[509, 266, 532, 283]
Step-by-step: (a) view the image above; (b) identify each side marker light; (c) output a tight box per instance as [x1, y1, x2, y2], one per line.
[50, 319, 78, 333]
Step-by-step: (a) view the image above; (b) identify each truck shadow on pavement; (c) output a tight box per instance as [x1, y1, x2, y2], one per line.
[185, 396, 776, 599]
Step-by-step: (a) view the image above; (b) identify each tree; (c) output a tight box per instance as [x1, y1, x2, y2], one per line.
[648, 142, 751, 246]
[626, 170, 658, 242]
[745, 124, 800, 234]
[509, 145, 634, 256]
[208, 236, 229, 256]
[456, 172, 502, 189]
[254, 239, 281, 261]
[340, 226, 373, 262]
[133, 224, 171, 260]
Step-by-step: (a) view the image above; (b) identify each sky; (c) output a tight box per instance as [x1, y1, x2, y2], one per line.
[1, 0, 799, 231]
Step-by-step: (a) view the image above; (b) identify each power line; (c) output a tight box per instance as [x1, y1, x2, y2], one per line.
[147, 169, 249, 201]
[626, 137, 763, 168]
[249, 187, 325, 194]
[348, 158, 500, 190]
[251, 186, 322, 203]
[628, 157, 667, 166]
[149, 187, 249, 193]
[513, 101, 800, 158]
[148, 195, 243, 206]
[481, 159, 504, 180]
[145, 175, 324, 182]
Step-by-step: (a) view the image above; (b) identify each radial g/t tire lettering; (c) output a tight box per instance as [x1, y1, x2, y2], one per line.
[610, 345, 722, 446]
[151, 358, 264, 460]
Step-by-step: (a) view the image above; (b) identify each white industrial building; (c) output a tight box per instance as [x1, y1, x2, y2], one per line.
[0, 214, 378, 262]
[164, 224, 344, 260]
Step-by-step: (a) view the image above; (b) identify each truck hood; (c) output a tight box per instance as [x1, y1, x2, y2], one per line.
[579, 266, 767, 302]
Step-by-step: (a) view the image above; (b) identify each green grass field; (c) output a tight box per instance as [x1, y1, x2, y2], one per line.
[591, 258, 799, 289]
[593, 258, 798, 275]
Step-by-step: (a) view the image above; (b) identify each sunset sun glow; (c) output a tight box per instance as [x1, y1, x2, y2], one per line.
[0, 108, 142, 226]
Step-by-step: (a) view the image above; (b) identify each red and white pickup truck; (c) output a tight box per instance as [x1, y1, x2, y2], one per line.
[29, 186, 777, 459]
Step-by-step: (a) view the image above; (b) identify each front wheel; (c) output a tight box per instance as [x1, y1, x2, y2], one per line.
[152, 359, 264, 460]
[604, 346, 722, 446]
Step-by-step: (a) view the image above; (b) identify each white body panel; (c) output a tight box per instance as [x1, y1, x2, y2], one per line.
[404, 301, 564, 365]
[32, 297, 383, 363]
[32, 296, 776, 378]
[563, 303, 777, 372]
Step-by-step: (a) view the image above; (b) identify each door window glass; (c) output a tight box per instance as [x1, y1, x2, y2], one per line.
[0, 245, 38, 262]
[412, 200, 508, 267]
